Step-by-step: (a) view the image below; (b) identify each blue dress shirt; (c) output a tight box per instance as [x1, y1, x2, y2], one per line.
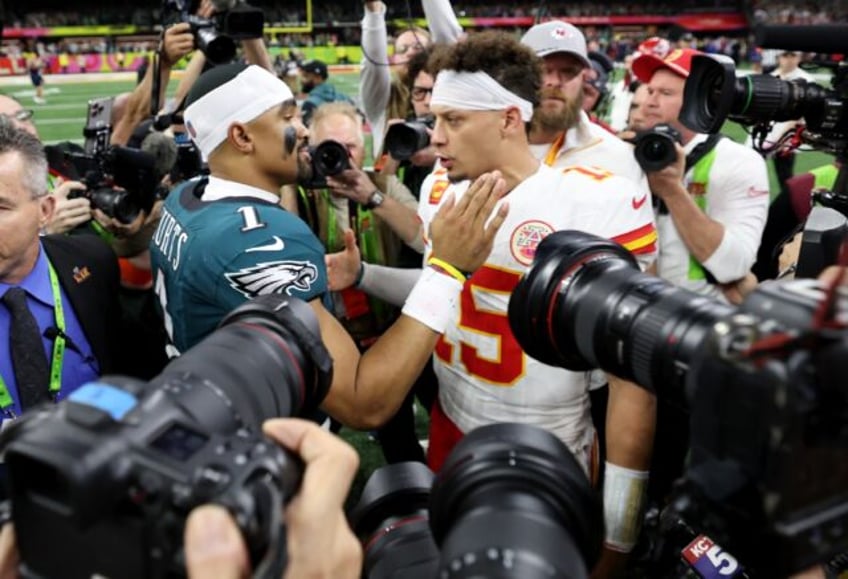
[0, 243, 100, 418]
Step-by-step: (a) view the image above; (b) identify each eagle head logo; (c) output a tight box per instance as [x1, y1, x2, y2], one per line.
[225, 260, 319, 297]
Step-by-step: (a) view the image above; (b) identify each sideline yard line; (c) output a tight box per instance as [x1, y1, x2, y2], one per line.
[44, 138, 84, 145]
[25, 103, 88, 111]
[34, 117, 87, 125]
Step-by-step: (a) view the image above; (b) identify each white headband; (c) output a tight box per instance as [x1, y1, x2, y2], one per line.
[430, 70, 534, 121]
[184, 65, 294, 161]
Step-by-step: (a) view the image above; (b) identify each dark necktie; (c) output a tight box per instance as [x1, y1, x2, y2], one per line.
[2, 287, 50, 411]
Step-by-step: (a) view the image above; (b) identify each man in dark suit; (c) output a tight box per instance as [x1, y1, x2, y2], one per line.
[0, 118, 128, 421]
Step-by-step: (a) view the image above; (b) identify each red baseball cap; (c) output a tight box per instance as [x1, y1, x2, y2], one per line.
[632, 48, 701, 83]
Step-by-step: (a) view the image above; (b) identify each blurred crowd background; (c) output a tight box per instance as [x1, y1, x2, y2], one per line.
[0, 0, 845, 78]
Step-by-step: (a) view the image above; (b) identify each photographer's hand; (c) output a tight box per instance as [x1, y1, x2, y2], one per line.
[92, 206, 147, 239]
[718, 272, 758, 305]
[326, 168, 375, 205]
[162, 22, 195, 68]
[645, 142, 687, 201]
[429, 171, 509, 273]
[197, 0, 215, 18]
[44, 181, 91, 234]
[184, 419, 362, 579]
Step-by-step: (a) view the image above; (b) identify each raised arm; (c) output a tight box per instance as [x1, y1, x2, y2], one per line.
[360, 1, 393, 158]
[422, 0, 463, 43]
[110, 22, 195, 145]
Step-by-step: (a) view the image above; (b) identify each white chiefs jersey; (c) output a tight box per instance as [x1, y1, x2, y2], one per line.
[419, 163, 657, 474]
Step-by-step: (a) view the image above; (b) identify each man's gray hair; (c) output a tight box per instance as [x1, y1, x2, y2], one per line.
[0, 116, 48, 199]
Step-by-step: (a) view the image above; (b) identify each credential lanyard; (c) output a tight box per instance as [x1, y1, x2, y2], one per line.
[0, 262, 66, 412]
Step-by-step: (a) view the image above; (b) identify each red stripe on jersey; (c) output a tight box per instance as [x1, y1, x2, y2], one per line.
[612, 223, 657, 254]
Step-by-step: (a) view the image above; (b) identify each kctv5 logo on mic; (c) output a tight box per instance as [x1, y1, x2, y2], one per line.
[682, 535, 744, 578]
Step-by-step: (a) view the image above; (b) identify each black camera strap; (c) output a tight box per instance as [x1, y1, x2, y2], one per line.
[685, 133, 724, 174]
[655, 133, 724, 216]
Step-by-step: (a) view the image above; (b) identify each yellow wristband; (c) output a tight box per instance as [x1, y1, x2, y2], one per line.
[427, 256, 469, 284]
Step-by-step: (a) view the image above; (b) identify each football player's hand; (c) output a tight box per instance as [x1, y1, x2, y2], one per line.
[429, 171, 509, 274]
[326, 229, 362, 291]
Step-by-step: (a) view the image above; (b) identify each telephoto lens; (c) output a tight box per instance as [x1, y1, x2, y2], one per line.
[0, 295, 333, 579]
[632, 124, 682, 173]
[429, 423, 604, 579]
[507, 229, 734, 399]
[349, 462, 440, 579]
[384, 116, 434, 161]
[312, 139, 351, 177]
[680, 54, 844, 138]
[302, 139, 352, 188]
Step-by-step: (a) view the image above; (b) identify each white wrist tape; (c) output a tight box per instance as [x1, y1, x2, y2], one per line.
[603, 461, 649, 552]
[401, 266, 463, 333]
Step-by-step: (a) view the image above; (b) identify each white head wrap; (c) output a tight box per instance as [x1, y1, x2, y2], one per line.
[184, 65, 294, 161]
[430, 70, 534, 121]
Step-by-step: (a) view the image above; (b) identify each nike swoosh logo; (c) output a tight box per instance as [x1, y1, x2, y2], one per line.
[632, 194, 648, 210]
[246, 236, 285, 253]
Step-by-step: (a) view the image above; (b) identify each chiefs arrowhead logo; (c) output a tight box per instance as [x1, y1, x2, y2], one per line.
[510, 220, 555, 266]
[225, 260, 318, 298]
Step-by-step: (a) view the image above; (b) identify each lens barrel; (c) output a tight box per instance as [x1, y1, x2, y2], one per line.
[508, 230, 734, 398]
[312, 140, 351, 176]
[349, 462, 440, 579]
[430, 423, 603, 579]
[385, 122, 431, 161]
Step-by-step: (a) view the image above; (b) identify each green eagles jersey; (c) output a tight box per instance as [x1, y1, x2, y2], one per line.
[150, 179, 328, 354]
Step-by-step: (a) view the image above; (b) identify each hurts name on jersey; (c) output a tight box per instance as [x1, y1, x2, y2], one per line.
[152, 207, 189, 271]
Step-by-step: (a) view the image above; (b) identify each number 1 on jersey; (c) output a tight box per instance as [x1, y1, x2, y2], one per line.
[237, 206, 267, 232]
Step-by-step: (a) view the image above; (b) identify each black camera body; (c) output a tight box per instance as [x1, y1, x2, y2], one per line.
[4, 389, 298, 579]
[63, 144, 161, 224]
[795, 204, 848, 278]
[163, 0, 264, 65]
[0, 295, 333, 579]
[508, 229, 848, 577]
[384, 115, 434, 161]
[45, 97, 160, 224]
[301, 139, 351, 189]
[632, 123, 682, 173]
[171, 129, 206, 183]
